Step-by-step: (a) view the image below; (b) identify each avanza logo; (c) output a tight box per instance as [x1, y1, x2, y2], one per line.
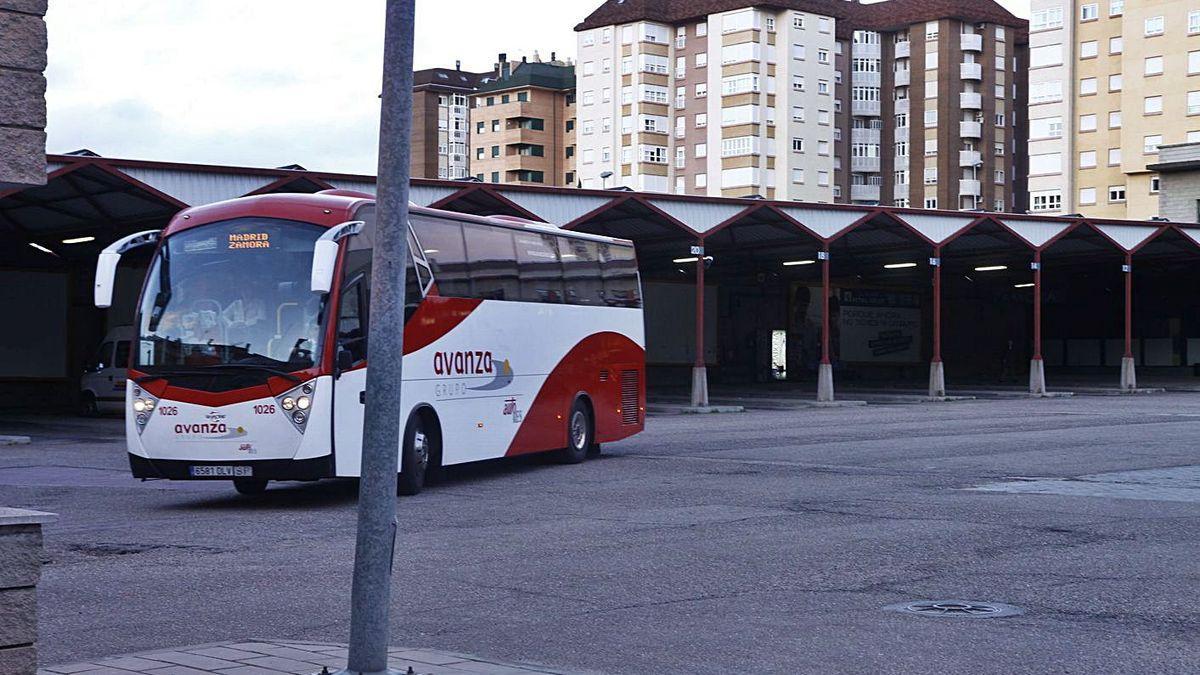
[175, 423, 228, 434]
[433, 350, 493, 376]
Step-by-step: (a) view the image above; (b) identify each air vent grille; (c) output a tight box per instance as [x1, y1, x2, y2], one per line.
[620, 370, 639, 425]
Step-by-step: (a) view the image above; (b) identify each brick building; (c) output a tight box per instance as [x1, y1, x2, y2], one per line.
[0, 0, 48, 188]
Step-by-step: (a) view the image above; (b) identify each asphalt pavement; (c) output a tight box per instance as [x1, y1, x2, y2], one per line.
[2, 394, 1199, 674]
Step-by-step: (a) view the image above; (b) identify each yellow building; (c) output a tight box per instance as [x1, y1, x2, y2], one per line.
[1027, 0, 1200, 218]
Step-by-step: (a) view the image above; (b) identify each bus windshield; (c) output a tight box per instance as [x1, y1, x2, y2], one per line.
[134, 217, 326, 376]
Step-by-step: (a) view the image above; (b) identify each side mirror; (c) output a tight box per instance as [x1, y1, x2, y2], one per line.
[310, 239, 339, 294]
[94, 229, 160, 308]
[336, 347, 354, 373]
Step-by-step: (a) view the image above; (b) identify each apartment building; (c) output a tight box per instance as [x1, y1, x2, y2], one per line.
[1027, 0, 1200, 218]
[574, 0, 1028, 211]
[470, 55, 577, 186]
[411, 64, 488, 180]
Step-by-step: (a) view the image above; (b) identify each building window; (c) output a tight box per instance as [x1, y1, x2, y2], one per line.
[818, 140, 830, 156]
[792, 75, 805, 92]
[1031, 191, 1062, 212]
[1188, 90, 1200, 115]
[1191, 10, 1200, 34]
[818, 171, 830, 187]
[694, 143, 707, 158]
[1109, 148, 1121, 165]
[1080, 113, 1097, 131]
[924, 197, 938, 209]
[491, 171, 500, 183]
[1108, 74, 1122, 92]
[696, 83, 707, 98]
[1150, 176, 1161, 193]
[925, 52, 938, 70]
[994, 142, 1005, 157]
[1030, 80, 1063, 104]
[1145, 16, 1164, 36]
[1080, 41, 1098, 59]
[925, 21, 939, 40]
[817, 80, 830, 94]
[696, 53, 707, 68]
[817, 109, 830, 125]
[1030, 152, 1063, 176]
[1110, 0, 1123, 16]
[1145, 56, 1163, 76]
[696, 113, 707, 128]
[791, 168, 805, 184]
[1080, 150, 1097, 168]
[818, 17, 831, 33]
[1144, 135, 1163, 153]
[818, 49, 830, 64]
[1144, 96, 1163, 115]
[1080, 78, 1097, 96]
[1110, 37, 1122, 54]
[924, 139, 937, 155]
[1081, 4, 1099, 21]
[923, 168, 937, 184]
[1108, 185, 1126, 202]
[1080, 187, 1097, 205]
[1191, 51, 1200, 75]
[792, 137, 805, 153]
[1109, 111, 1121, 128]
[1032, 7, 1064, 31]
[792, 106, 805, 122]
[924, 109, 937, 127]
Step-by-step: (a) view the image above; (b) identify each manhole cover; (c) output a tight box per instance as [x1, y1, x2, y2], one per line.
[884, 600, 1023, 618]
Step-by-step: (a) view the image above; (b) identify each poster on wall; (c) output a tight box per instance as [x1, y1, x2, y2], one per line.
[838, 289, 922, 363]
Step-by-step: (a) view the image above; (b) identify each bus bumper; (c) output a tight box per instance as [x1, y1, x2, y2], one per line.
[128, 454, 333, 481]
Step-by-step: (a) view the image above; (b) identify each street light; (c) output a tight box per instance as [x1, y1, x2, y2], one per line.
[600, 170, 613, 189]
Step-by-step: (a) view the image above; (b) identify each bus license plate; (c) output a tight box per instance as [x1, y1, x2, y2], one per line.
[189, 465, 253, 478]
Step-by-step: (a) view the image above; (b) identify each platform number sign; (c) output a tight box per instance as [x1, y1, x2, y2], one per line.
[690, 245, 704, 256]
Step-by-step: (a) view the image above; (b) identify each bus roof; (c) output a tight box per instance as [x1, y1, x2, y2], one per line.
[162, 191, 634, 247]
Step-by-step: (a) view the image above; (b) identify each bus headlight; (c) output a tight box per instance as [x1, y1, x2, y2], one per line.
[130, 390, 159, 435]
[275, 382, 315, 434]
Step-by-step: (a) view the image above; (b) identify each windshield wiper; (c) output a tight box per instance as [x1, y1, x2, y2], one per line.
[197, 363, 302, 383]
[134, 369, 214, 384]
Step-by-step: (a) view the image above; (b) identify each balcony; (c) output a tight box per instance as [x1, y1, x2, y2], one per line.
[960, 33, 983, 52]
[852, 42, 881, 59]
[893, 183, 909, 200]
[893, 69, 910, 87]
[894, 41, 910, 59]
[853, 71, 881, 88]
[960, 121, 982, 138]
[851, 184, 881, 202]
[851, 156, 881, 172]
[960, 62, 982, 80]
[894, 98, 910, 115]
[959, 150, 982, 167]
[852, 100, 881, 117]
[851, 127, 880, 144]
[958, 179, 982, 197]
[960, 92, 982, 109]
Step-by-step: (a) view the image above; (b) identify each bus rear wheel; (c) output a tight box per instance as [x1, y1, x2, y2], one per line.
[233, 478, 268, 495]
[557, 399, 593, 464]
[398, 411, 431, 496]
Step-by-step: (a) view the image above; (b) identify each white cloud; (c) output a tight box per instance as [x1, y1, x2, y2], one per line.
[45, 0, 1030, 174]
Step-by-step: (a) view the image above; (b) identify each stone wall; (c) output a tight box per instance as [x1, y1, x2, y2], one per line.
[1155, 143, 1200, 224]
[0, 0, 48, 187]
[0, 508, 56, 675]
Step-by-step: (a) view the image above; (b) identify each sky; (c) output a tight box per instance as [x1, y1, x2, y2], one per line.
[45, 0, 1031, 176]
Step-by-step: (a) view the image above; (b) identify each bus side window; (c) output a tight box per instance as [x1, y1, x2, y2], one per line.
[410, 215, 470, 297]
[514, 232, 564, 303]
[114, 341, 131, 369]
[561, 238, 602, 305]
[462, 223, 518, 301]
[337, 282, 368, 365]
[599, 244, 642, 308]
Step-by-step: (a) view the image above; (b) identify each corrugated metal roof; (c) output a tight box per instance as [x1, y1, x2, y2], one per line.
[1179, 229, 1200, 248]
[996, 218, 1070, 249]
[1092, 224, 1161, 252]
[500, 191, 615, 226]
[327, 179, 378, 195]
[408, 184, 459, 206]
[118, 167, 273, 206]
[893, 213, 976, 245]
[46, 162, 67, 174]
[775, 207, 862, 239]
[647, 199, 748, 233]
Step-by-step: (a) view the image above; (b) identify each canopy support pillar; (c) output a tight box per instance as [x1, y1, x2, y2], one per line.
[817, 247, 834, 402]
[1029, 251, 1047, 396]
[929, 247, 945, 398]
[1120, 253, 1137, 391]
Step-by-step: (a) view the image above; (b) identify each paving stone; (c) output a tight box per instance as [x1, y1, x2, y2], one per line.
[238, 656, 324, 674]
[224, 645, 332, 663]
[95, 655, 174, 671]
[138, 652, 241, 671]
[184, 647, 264, 662]
[145, 667, 222, 675]
[213, 667, 290, 675]
[39, 663, 106, 674]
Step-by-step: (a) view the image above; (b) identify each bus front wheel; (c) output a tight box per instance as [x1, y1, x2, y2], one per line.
[557, 399, 593, 464]
[398, 411, 431, 496]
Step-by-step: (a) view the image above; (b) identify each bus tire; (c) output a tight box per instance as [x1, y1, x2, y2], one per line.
[557, 398, 593, 464]
[233, 478, 268, 495]
[398, 411, 431, 496]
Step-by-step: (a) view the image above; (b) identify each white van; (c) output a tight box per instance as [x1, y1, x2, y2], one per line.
[80, 326, 133, 415]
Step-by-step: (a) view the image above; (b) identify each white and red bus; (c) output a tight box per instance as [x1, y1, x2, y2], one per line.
[94, 191, 645, 495]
